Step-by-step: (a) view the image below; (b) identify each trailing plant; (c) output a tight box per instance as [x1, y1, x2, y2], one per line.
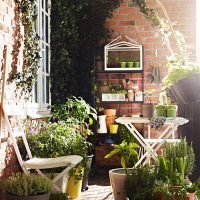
[3, 173, 53, 196]
[51, 0, 121, 104]
[104, 140, 139, 168]
[9, 0, 40, 99]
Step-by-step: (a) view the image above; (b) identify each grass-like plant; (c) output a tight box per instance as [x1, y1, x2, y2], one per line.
[50, 192, 70, 200]
[4, 173, 53, 196]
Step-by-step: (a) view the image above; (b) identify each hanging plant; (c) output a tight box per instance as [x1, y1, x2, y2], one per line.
[8, 0, 40, 99]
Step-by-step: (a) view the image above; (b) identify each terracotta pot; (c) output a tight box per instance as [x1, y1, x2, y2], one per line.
[104, 109, 117, 116]
[142, 104, 154, 118]
[6, 193, 50, 200]
[106, 116, 116, 129]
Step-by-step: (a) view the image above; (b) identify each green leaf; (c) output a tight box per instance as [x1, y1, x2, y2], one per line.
[104, 149, 120, 159]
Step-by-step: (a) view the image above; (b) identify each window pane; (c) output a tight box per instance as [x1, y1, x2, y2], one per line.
[46, 76, 49, 103]
[45, 0, 48, 13]
[46, 46, 49, 73]
[42, 75, 45, 103]
[42, 12, 44, 41]
[42, 50, 45, 72]
[34, 81, 38, 103]
[42, 0, 44, 9]
[46, 15, 48, 43]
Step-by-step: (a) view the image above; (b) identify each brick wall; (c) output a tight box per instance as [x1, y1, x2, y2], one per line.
[0, 0, 21, 183]
[98, 0, 196, 116]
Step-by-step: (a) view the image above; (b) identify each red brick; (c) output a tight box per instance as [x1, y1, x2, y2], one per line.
[119, 8, 135, 15]
[111, 14, 127, 21]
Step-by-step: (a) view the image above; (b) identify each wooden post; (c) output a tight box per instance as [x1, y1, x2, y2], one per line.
[0, 45, 7, 144]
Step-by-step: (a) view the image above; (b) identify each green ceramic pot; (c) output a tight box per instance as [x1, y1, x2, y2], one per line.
[126, 62, 134, 68]
[155, 105, 167, 117]
[134, 61, 140, 68]
[167, 105, 177, 118]
[120, 62, 126, 68]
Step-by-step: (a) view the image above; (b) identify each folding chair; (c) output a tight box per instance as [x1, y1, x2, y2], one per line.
[3, 106, 83, 192]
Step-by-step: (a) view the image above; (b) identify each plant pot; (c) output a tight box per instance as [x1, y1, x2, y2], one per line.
[6, 193, 50, 200]
[127, 62, 134, 68]
[120, 62, 127, 68]
[97, 115, 107, 133]
[155, 106, 167, 117]
[66, 177, 82, 199]
[96, 61, 104, 71]
[134, 61, 140, 68]
[104, 109, 117, 116]
[142, 104, 154, 118]
[109, 124, 119, 134]
[167, 106, 177, 118]
[82, 155, 94, 191]
[109, 168, 134, 200]
[106, 116, 116, 129]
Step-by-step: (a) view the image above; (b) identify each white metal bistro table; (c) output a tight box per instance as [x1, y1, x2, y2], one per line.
[115, 117, 189, 167]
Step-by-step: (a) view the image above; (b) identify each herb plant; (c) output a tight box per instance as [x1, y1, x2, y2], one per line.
[4, 173, 53, 196]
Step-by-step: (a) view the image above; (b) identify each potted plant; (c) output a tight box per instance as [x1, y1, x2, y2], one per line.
[19, 121, 89, 197]
[167, 105, 177, 118]
[155, 138, 195, 200]
[49, 96, 97, 192]
[125, 165, 157, 200]
[3, 173, 53, 200]
[155, 105, 167, 117]
[104, 141, 140, 200]
[49, 192, 70, 200]
[142, 89, 156, 118]
[96, 56, 104, 71]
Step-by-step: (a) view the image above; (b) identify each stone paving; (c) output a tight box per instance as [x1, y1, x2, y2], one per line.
[80, 169, 114, 200]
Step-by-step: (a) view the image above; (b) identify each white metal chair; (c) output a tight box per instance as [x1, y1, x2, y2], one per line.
[3, 106, 83, 192]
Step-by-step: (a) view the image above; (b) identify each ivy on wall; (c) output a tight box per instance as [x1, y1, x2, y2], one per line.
[50, 0, 121, 105]
[9, 0, 40, 99]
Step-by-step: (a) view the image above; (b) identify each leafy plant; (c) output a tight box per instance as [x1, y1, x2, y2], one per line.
[125, 165, 157, 200]
[51, 0, 121, 104]
[50, 193, 70, 200]
[104, 140, 139, 168]
[49, 96, 97, 138]
[9, 0, 40, 99]
[3, 173, 53, 196]
[118, 124, 136, 144]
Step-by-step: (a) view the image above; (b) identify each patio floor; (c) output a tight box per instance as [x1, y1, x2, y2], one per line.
[81, 168, 114, 200]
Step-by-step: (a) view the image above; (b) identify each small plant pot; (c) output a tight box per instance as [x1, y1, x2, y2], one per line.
[120, 62, 127, 68]
[134, 61, 140, 68]
[155, 105, 167, 117]
[66, 177, 83, 199]
[126, 62, 134, 68]
[106, 116, 116, 129]
[167, 105, 177, 118]
[109, 124, 119, 134]
[96, 61, 104, 71]
[6, 193, 50, 200]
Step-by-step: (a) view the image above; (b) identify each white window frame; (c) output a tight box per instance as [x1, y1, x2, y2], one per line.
[197, 0, 200, 64]
[26, 0, 51, 117]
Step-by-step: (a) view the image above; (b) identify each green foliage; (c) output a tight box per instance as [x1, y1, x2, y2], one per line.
[104, 140, 139, 168]
[118, 124, 136, 144]
[20, 122, 89, 159]
[51, 0, 121, 104]
[50, 193, 70, 200]
[9, 0, 40, 99]
[125, 165, 157, 200]
[165, 138, 195, 177]
[163, 60, 200, 88]
[4, 173, 53, 196]
[49, 96, 97, 125]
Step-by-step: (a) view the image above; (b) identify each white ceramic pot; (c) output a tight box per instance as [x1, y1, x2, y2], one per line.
[109, 168, 134, 200]
[97, 115, 107, 133]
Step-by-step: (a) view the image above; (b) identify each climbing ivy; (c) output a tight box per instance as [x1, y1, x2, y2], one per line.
[9, 0, 40, 100]
[50, 0, 121, 105]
